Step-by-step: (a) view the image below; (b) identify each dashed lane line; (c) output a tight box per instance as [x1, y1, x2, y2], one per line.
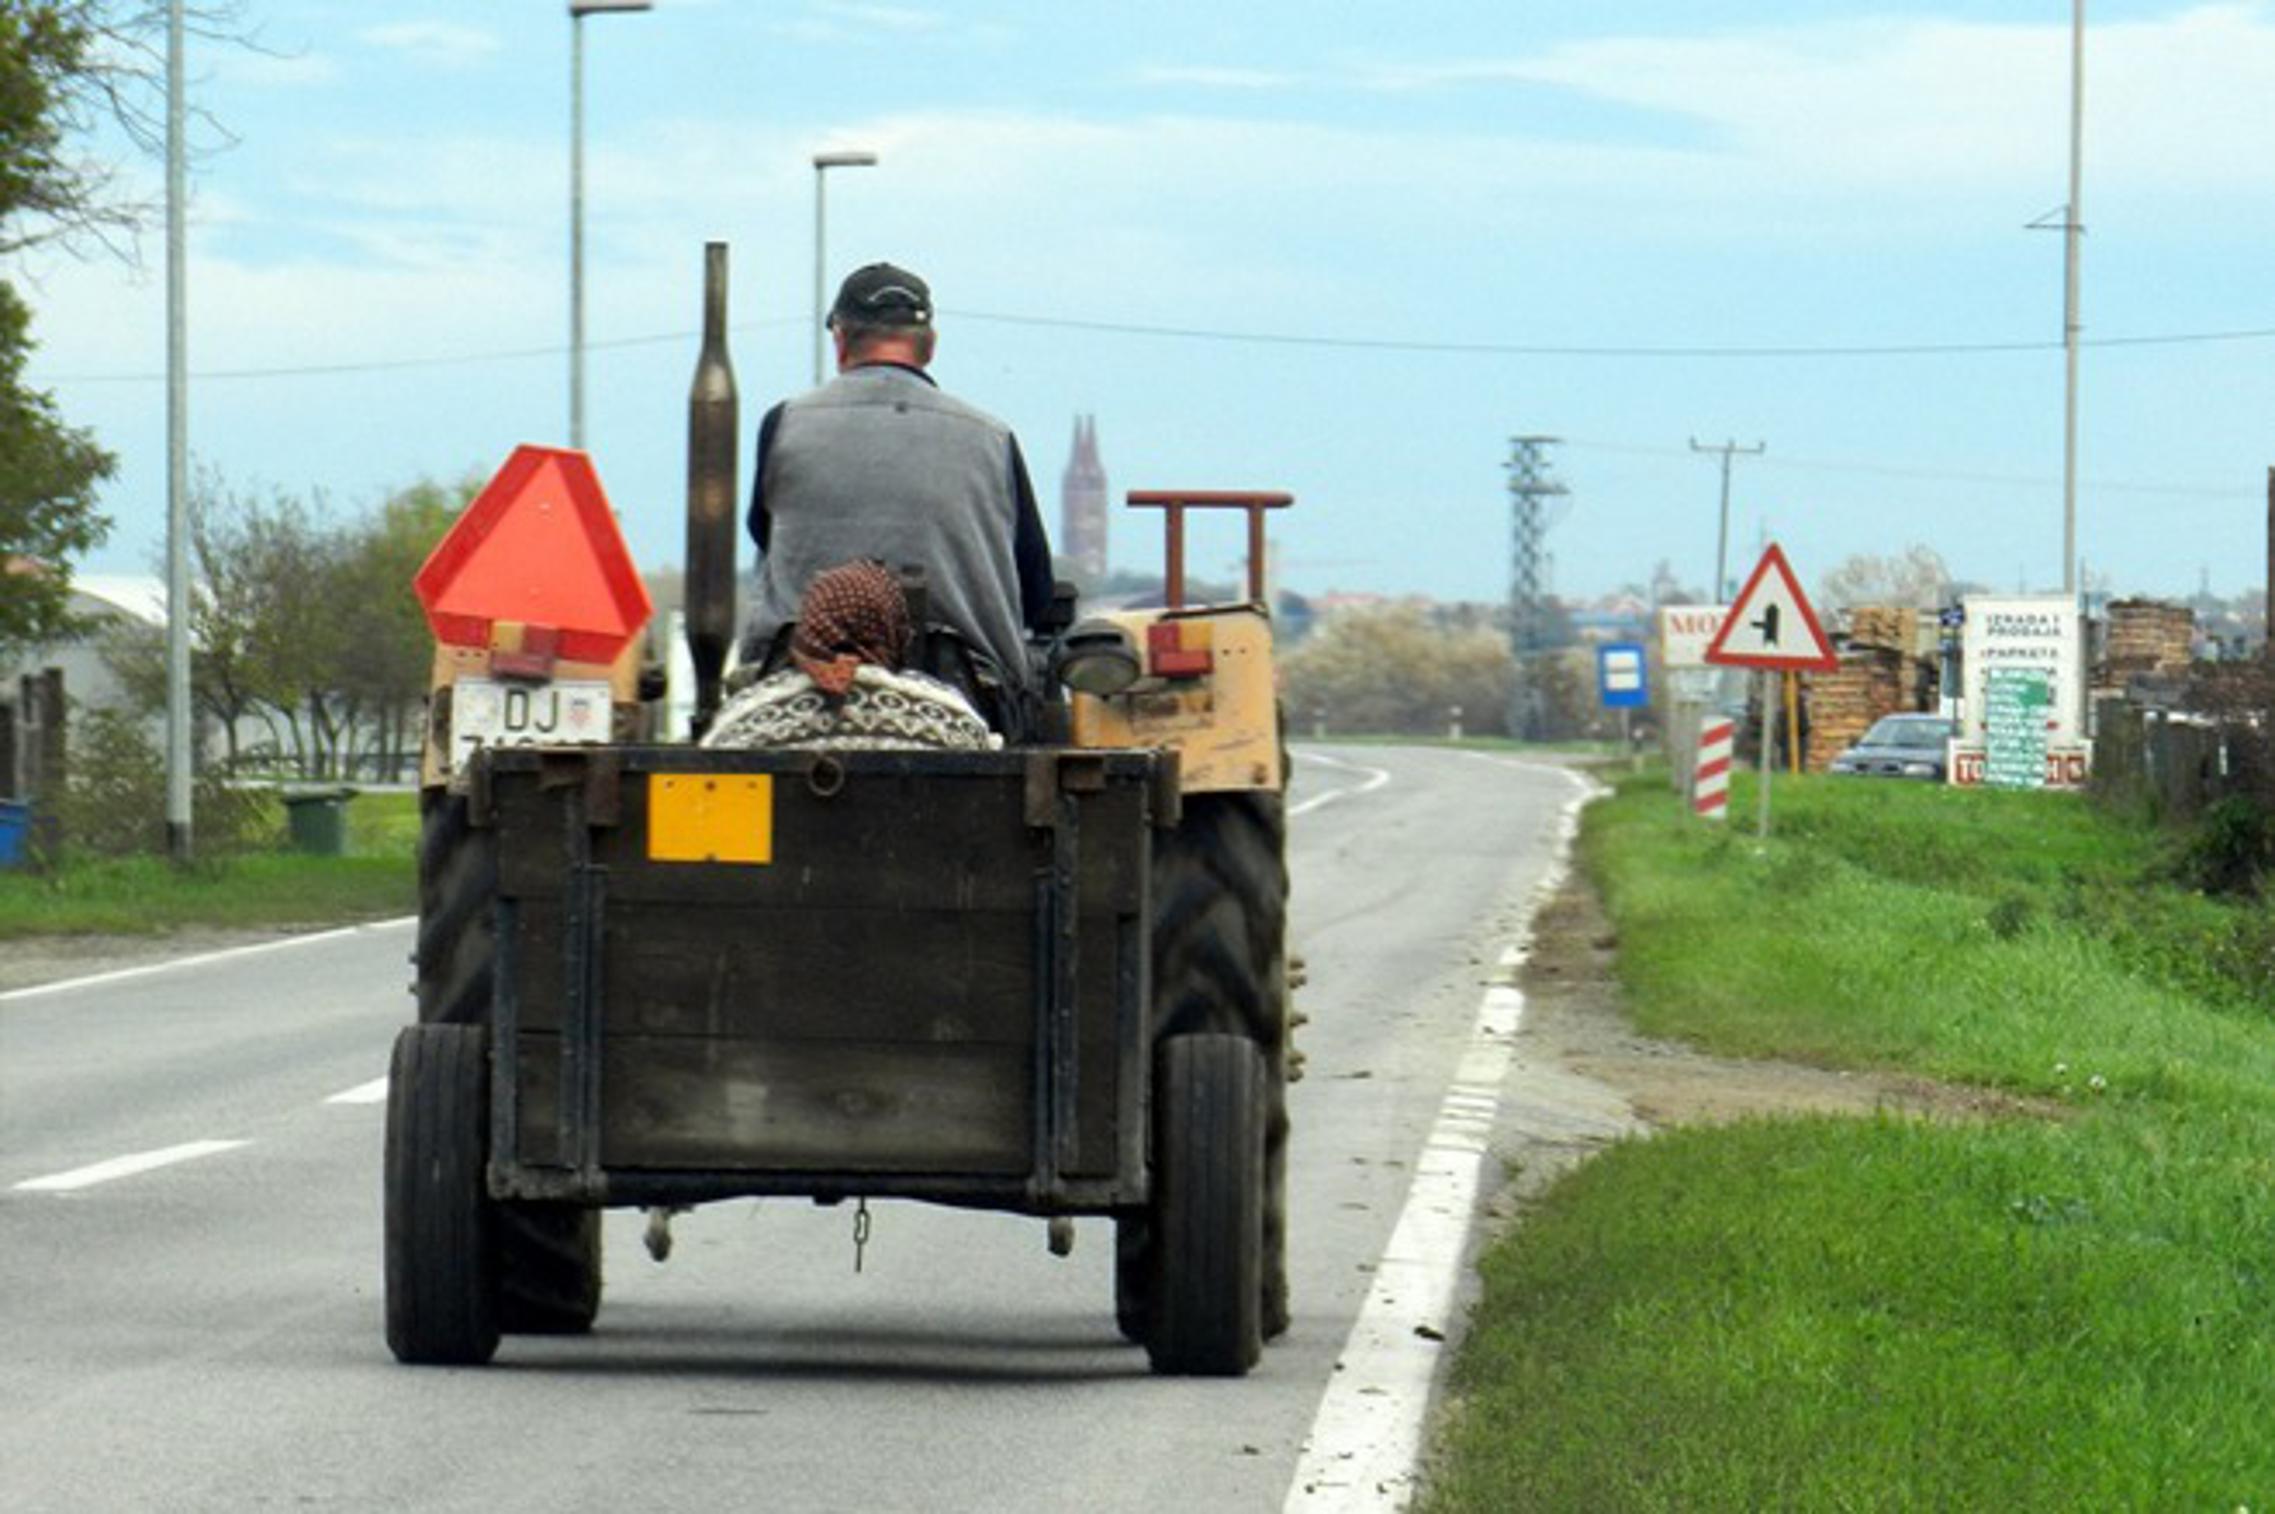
[326, 1077, 390, 1106]
[13, 1140, 250, 1194]
[1290, 751, 1392, 817]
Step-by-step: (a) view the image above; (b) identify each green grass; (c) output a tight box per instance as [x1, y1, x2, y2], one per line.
[0, 788, 417, 939]
[1422, 771, 2275, 1512]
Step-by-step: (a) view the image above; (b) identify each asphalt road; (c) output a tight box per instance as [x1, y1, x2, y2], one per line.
[0, 745, 1588, 1513]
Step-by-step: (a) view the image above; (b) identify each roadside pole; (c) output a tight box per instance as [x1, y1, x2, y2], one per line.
[1785, 670, 1802, 775]
[1757, 671, 1775, 838]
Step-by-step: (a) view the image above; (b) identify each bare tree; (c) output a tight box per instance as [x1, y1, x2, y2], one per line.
[1281, 605, 1516, 737]
[1818, 545, 1953, 610]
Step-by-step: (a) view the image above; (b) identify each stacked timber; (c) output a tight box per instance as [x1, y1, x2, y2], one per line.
[1843, 606, 1919, 657]
[1802, 646, 1910, 773]
[2101, 599, 2193, 682]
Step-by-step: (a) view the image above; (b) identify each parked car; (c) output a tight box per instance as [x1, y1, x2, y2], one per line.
[1827, 714, 1957, 780]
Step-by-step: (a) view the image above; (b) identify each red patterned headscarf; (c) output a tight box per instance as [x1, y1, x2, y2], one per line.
[790, 559, 911, 695]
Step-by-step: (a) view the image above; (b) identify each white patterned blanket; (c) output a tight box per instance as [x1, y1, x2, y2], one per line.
[701, 666, 1000, 751]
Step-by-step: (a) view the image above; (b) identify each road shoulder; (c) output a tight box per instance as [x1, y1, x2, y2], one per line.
[0, 928, 345, 995]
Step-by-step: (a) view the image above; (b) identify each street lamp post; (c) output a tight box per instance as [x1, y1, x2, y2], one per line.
[812, 150, 879, 385]
[568, 0, 651, 451]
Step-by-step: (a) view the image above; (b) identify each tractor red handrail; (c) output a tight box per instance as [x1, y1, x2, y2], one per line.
[1125, 490, 1293, 610]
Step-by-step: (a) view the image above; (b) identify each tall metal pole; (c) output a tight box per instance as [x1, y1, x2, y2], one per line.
[811, 165, 825, 386]
[568, 10, 585, 448]
[1691, 437, 1765, 601]
[567, 1, 651, 450]
[2061, 0, 2085, 597]
[811, 151, 879, 386]
[164, 0, 191, 861]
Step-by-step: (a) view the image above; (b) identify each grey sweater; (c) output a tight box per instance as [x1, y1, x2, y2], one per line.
[745, 364, 1053, 686]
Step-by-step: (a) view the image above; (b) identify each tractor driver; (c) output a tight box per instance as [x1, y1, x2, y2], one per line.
[743, 261, 1055, 719]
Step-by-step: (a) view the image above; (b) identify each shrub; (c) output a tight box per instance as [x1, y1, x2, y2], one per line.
[2170, 794, 2275, 899]
[49, 707, 268, 861]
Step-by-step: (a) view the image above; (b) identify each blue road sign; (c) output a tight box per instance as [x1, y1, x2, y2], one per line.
[1598, 642, 1648, 709]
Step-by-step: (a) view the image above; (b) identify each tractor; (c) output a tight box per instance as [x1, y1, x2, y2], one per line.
[385, 243, 1293, 1376]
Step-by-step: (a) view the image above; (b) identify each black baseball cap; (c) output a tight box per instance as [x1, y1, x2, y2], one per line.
[829, 263, 932, 328]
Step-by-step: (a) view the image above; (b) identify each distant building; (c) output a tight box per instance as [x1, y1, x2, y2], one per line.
[3, 570, 167, 716]
[1059, 414, 1108, 581]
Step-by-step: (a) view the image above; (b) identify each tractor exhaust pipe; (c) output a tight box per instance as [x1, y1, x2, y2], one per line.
[684, 240, 739, 740]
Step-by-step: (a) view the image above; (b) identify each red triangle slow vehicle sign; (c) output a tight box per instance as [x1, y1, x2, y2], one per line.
[413, 445, 652, 665]
[1703, 543, 1836, 672]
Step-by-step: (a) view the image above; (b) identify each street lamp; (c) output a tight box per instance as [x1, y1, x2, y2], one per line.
[812, 149, 879, 384]
[568, 0, 652, 450]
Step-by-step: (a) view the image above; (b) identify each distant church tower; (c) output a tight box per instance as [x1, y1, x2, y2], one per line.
[1060, 414, 1108, 581]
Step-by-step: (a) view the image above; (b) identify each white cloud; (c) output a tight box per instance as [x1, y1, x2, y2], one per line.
[1134, 65, 1297, 90]
[357, 22, 503, 73]
[1358, 4, 2275, 198]
[211, 49, 340, 89]
[770, 2, 1007, 47]
[816, 2, 943, 31]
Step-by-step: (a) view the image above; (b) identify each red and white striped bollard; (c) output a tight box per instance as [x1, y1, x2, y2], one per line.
[1693, 717, 1734, 822]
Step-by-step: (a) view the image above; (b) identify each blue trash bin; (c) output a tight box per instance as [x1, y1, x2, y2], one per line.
[0, 800, 28, 869]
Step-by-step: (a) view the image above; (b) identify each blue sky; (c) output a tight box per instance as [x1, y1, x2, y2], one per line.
[21, 1, 2275, 607]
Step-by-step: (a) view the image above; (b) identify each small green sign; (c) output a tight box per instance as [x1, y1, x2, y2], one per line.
[1984, 667, 2051, 789]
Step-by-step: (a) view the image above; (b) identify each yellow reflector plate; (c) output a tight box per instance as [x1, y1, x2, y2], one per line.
[647, 773, 773, 865]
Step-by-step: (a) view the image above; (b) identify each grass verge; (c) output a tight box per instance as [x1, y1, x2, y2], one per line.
[0, 788, 416, 939]
[1422, 772, 2275, 1512]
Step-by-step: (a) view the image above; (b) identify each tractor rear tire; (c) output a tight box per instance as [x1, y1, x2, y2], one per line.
[1151, 791, 1291, 1340]
[416, 787, 496, 1026]
[418, 789, 604, 1333]
[497, 1205, 603, 1335]
[1145, 1034, 1264, 1377]
[385, 1024, 500, 1365]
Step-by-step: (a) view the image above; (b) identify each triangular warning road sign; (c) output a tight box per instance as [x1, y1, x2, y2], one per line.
[1704, 543, 1836, 671]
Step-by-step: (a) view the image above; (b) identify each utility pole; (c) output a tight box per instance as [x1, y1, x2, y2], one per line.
[1505, 436, 1568, 742]
[1690, 437, 1765, 602]
[2061, 0, 2085, 598]
[164, 0, 191, 862]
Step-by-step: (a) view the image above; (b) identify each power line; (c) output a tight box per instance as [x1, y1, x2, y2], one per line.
[1569, 436, 2239, 502]
[44, 317, 805, 384]
[948, 308, 2275, 359]
[36, 309, 2275, 385]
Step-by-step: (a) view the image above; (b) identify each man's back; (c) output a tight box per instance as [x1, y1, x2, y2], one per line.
[748, 364, 1037, 689]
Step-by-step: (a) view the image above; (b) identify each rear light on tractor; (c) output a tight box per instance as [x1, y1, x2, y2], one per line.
[1147, 620, 1214, 679]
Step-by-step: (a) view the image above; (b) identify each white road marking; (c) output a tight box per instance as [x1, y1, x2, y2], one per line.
[1291, 751, 1392, 817]
[14, 1139, 250, 1193]
[326, 1077, 390, 1106]
[0, 916, 415, 1004]
[1285, 762, 1600, 1513]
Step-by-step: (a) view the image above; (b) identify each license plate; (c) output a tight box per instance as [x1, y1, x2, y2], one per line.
[449, 677, 613, 773]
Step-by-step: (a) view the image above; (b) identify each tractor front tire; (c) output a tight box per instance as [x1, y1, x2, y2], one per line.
[1145, 1034, 1264, 1377]
[384, 1024, 500, 1365]
[1114, 1216, 1150, 1344]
